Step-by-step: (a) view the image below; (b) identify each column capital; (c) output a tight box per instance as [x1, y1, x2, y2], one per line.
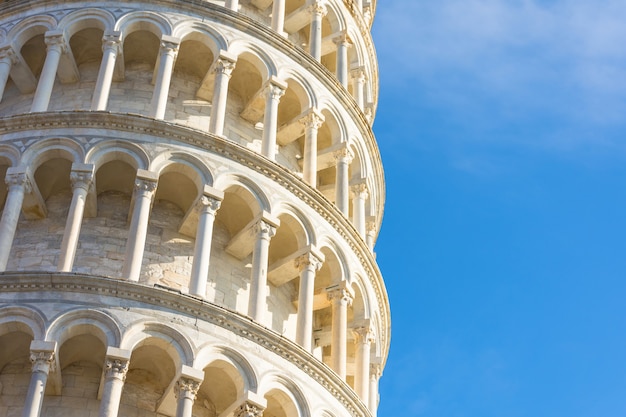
[29, 341, 57, 375]
[70, 164, 95, 192]
[175, 377, 201, 400]
[333, 30, 352, 47]
[235, 401, 265, 417]
[0, 45, 18, 65]
[159, 35, 181, 54]
[102, 31, 122, 52]
[326, 282, 354, 305]
[254, 218, 278, 241]
[308, 0, 328, 17]
[264, 76, 287, 101]
[370, 362, 382, 379]
[333, 146, 354, 164]
[134, 169, 159, 195]
[350, 66, 366, 82]
[352, 325, 375, 345]
[5, 167, 32, 193]
[350, 182, 369, 199]
[104, 357, 130, 381]
[213, 53, 237, 77]
[299, 108, 325, 129]
[44, 30, 67, 53]
[366, 218, 377, 235]
[295, 249, 323, 272]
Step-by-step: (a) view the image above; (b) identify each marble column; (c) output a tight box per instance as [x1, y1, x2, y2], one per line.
[234, 401, 265, 417]
[365, 219, 377, 251]
[175, 366, 204, 417]
[122, 170, 158, 281]
[248, 216, 279, 323]
[326, 283, 353, 379]
[350, 66, 366, 110]
[295, 250, 323, 352]
[368, 363, 381, 416]
[150, 36, 180, 120]
[31, 31, 65, 112]
[271, 0, 286, 35]
[225, 0, 239, 11]
[0, 46, 17, 103]
[333, 32, 351, 88]
[308, 1, 328, 61]
[92, 31, 121, 111]
[333, 147, 353, 216]
[22, 341, 57, 417]
[300, 109, 325, 187]
[260, 78, 286, 160]
[0, 167, 32, 271]
[350, 183, 368, 237]
[58, 164, 94, 272]
[208, 54, 237, 136]
[353, 325, 374, 404]
[98, 348, 131, 417]
[189, 187, 223, 298]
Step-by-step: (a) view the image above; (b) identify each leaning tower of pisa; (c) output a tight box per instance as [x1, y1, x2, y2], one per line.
[0, 0, 389, 416]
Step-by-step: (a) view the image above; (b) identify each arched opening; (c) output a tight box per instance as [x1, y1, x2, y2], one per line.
[194, 359, 244, 417]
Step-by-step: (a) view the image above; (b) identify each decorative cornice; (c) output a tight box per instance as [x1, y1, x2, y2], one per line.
[0, 111, 390, 362]
[0, 272, 373, 417]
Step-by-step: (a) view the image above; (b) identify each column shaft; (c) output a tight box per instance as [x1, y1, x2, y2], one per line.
[98, 349, 130, 417]
[327, 285, 352, 379]
[225, 0, 239, 11]
[351, 67, 366, 110]
[150, 37, 179, 120]
[209, 56, 236, 136]
[58, 167, 94, 272]
[334, 33, 350, 87]
[122, 172, 158, 281]
[261, 80, 286, 160]
[175, 372, 202, 417]
[0, 169, 30, 271]
[271, 0, 286, 34]
[31, 33, 65, 113]
[353, 327, 373, 404]
[369, 364, 381, 416]
[189, 192, 222, 297]
[301, 110, 324, 186]
[23, 342, 56, 417]
[351, 183, 368, 237]
[0, 47, 16, 103]
[248, 219, 277, 323]
[309, 2, 328, 61]
[295, 252, 322, 351]
[92, 32, 121, 111]
[334, 148, 353, 216]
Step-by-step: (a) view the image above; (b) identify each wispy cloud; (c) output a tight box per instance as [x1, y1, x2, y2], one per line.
[373, 0, 626, 153]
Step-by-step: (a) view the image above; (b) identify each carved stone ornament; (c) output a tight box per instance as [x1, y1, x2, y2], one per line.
[175, 377, 201, 400]
[199, 195, 222, 215]
[44, 34, 66, 53]
[134, 178, 158, 194]
[235, 401, 265, 417]
[333, 147, 354, 164]
[299, 110, 325, 130]
[326, 286, 353, 306]
[0, 45, 17, 65]
[266, 83, 286, 101]
[102, 34, 121, 52]
[70, 171, 94, 192]
[5, 171, 32, 193]
[30, 350, 55, 374]
[308, 0, 328, 17]
[253, 220, 277, 240]
[105, 358, 130, 381]
[352, 326, 375, 345]
[295, 252, 323, 272]
[160, 40, 180, 56]
[214, 58, 237, 77]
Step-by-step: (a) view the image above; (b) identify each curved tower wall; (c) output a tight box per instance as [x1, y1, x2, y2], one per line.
[0, 1, 389, 417]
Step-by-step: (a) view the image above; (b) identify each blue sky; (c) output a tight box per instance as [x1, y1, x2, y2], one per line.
[372, 1, 626, 416]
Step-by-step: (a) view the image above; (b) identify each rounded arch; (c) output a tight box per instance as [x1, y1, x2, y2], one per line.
[20, 137, 84, 168]
[259, 374, 311, 417]
[85, 140, 150, 171]
[349, 277, 371, 323]
[0, 144, 21, 167]
[322, 1, 346, 34]
[57, 8, 115, 37]
[348, 137, 368, 181]
[277, 69, 316, 110]
[0, 305, 46, 340]
[317, 100, 348, 146]
[317, 237, 349, 285]
[227, 40, 277, 80]
[150, 151, 213, 187]
[7, 14, 57, 48]
[120, 320, 194, 368]
[214, 173, 271, 213]
[194, 344, 258, 392]
[46, 309, 122, 348]
[114, 11, 172, 38]
[172, 20, 227, 52]
[271, 202, 316, 247]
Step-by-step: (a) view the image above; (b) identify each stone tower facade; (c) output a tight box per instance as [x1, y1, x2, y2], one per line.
[0, 1, 389, 417]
